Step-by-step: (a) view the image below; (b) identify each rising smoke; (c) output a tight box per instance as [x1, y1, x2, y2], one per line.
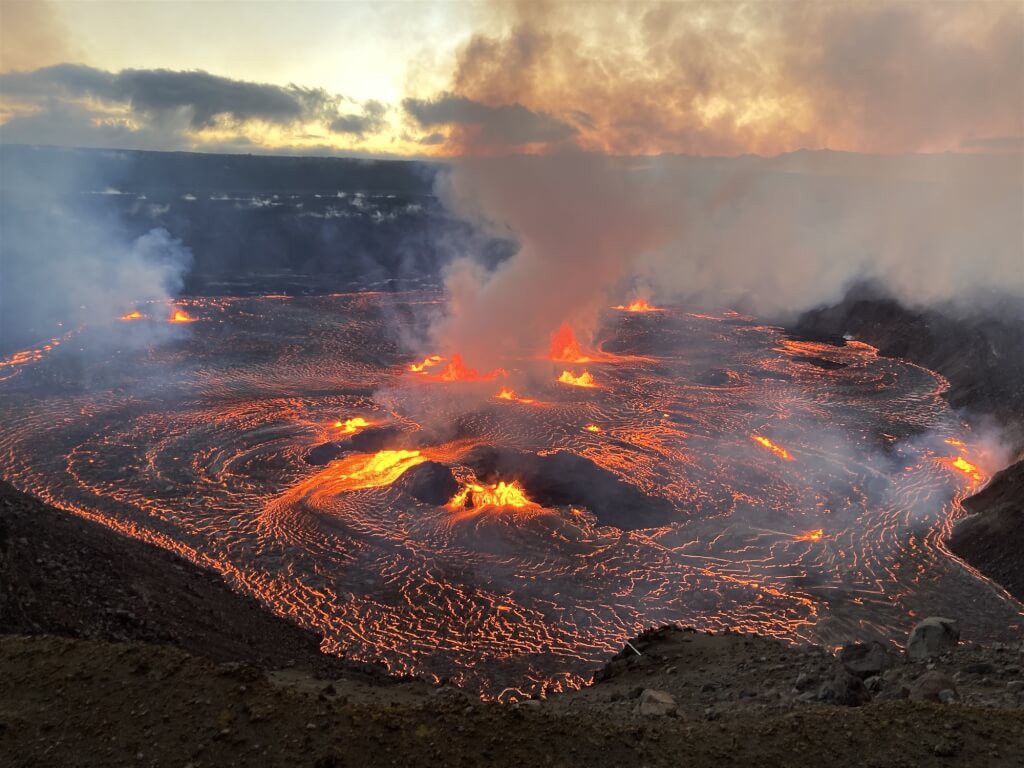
[419, 0, 1024, 369]
[0, 147, 193, 354]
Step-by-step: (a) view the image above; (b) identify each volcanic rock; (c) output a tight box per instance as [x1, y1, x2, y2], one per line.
[818, 669, 871, 707]
[839, 641, 894, 679]
[907, 617, 960, 661]
[396, 462, 458, 506]
[463, 446, 677, 530]
[306, 442, 345, 466]
[948, 459, 1024, 602]
[909, 670, 959, 703]
[635, 689, 676, 717]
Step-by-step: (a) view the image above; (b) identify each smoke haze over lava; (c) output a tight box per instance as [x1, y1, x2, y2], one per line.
[0, 0, 1022, 710]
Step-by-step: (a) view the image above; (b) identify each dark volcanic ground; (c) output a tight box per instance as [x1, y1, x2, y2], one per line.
[0, 480, 381, 680]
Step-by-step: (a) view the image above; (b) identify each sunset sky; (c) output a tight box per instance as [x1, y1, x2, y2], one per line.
[1, 0, 1021, 157]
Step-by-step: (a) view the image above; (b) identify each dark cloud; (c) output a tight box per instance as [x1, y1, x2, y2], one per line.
[403, 93, 574, 146]
[330, 100, 386, 136]
[1, 64, 337, 128]
[0, 64, 396, 152]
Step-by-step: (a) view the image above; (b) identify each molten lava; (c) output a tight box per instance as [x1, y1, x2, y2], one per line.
[941, 455, 985, 484]
[584, 424, 602, 433]
[439, 354, 506, 382]
[496, 388, 537, 404]
[333, 417, 370, 434]
[548, 323, 591, 363]
[558, 370, 596, 388]
[328, 449, 426, 490]
[120, 311, 144, 321]
[447, 480, 535, 510]
[613, 299, 663, 313]
[795, 528, 824, 541]
[409, 355, 443, 373]
[751, 435, 794, 461]
[169, 308, 196, 323]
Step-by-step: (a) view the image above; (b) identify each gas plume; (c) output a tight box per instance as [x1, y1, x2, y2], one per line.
[0, 148, 193, 355]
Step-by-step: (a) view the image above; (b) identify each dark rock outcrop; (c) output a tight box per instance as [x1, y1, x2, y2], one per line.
[949, 459, 1024, 601]
[906, 617, 960, 661]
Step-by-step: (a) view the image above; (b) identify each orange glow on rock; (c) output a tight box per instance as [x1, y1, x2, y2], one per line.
[584, 424, 602, 432]
[751, 435, 794, 461]
[557, 370, 596, 388]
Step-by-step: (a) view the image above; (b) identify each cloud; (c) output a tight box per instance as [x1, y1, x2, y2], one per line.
[403, 93, 575, 147]
[416, 0, 1023, 155]
[0, 64, 389, 152]
[1, 64, 338, 127]
[330, 100, 387, 136]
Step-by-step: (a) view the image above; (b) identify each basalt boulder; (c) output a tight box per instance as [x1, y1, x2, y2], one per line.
[839, 641, 894, 679]
[906, 617, 960, 661]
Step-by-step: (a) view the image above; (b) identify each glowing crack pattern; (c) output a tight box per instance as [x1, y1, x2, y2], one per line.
[0, 292, 1019, 700]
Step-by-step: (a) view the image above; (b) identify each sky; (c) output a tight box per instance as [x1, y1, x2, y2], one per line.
[0, 0, 1022, 157]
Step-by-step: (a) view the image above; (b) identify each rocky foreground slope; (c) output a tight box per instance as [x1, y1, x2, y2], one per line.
[2, 481, 1024, 766]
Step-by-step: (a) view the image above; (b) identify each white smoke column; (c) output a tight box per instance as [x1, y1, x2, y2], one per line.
[430, 154, 678, 367]
[427, 150, 1023, 370]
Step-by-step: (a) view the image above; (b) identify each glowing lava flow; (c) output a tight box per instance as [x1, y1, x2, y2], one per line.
[941, 455, 985, 485]
[320, 450, 426, 491]
[120, 311, 145, 321]
[558, 370, 596, 388]
[751, 435, 794, 461]
[794, 528, 824, 541]
[409, 355, 443, 373]
[447, 480, 536, 510]
[333, 417, 371, 434]
[438, 354, 506, 382]
[584, 424, 602, 433]
[612, 299, 663, 313]
[496, 388, 538, 405]
[939, 438, 986, 486]
[169, 308, 196, 323]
